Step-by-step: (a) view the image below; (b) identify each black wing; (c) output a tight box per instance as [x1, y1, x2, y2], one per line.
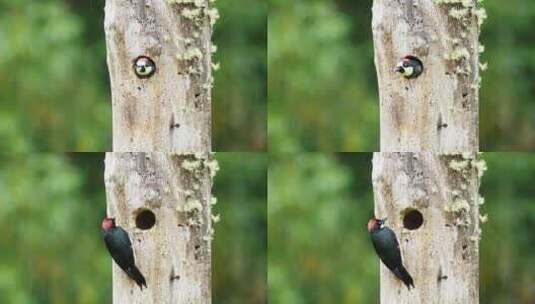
[371, 227, 403, 272]
[104, 227, 136, 273]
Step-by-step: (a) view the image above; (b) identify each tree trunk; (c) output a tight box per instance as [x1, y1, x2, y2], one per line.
[104, 0, 217, 152]
[372, 1, 485, 299]
[372, 0, 485, 152]
[104, 152, 217, 303]
[372, 152, 484, 304]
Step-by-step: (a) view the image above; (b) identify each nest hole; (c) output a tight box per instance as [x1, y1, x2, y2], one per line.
[135, 209, 156, 230]
[403, 209, 423, 230]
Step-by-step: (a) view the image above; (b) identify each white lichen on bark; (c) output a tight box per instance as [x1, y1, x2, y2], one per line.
[372, 0, 485, 152]
[105, 0, 218, 152]
[104, 152, 218, 303]
[372, 152, 482, 304]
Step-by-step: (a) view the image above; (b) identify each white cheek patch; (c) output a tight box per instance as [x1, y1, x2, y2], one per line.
[404, 66, 414, 77]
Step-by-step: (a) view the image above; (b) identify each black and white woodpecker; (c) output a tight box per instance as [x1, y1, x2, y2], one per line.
[102, 217, 147, 289]
[368, 217, 415, 290]
[395, 55, 423, 79]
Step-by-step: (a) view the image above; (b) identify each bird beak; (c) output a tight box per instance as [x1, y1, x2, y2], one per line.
[395, 66, 404, 73]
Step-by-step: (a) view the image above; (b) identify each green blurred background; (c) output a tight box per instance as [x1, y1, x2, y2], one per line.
[268, 153, 535, 303]
[0, 0, 266, 152]
[269, 0, 535, 151]
[0, 153, 267, 303]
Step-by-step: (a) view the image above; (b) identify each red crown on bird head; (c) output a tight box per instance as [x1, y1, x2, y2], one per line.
[367, 218, 379, 232]
[102, 217, 116, 230]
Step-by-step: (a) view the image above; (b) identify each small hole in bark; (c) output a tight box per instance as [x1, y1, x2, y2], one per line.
[170, 269, 181, 281]
[402, 209, 423, 230]
[135, 209, 156, 230]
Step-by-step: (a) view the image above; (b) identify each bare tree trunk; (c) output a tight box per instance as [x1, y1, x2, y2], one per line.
[104, 0, 217, 152]
[372, 152, 484, 303]
[372, 0, 485, 153]
[104, 152, 217, 303]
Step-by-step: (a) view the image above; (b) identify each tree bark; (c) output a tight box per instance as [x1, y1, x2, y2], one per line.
[372, 152, 484, 304]
[104, 152, 217, 304]
[372, 0, 484, 152]
[105, 0, 217, 152]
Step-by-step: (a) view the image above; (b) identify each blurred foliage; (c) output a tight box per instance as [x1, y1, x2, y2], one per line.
[0, 0, 109, 151]
[0, 153, 267, 303]
[0, 0, 266, 151]
[269, 153, 535, 303]
[269, 1, 378, 151]
[480, 153, 535, 303]
[213, 1, 267, 151]
[213, 153, 267, 303]
[268, 0, 535, 151]
[268, 153, 377, 303]
[480, 2, 535, 150]
[0, 154, 109, 303]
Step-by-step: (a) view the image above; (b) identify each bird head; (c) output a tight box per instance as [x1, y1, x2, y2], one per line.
[102, 217, 116, 230]
[367, 217, 387, 232]
[395, 55, 423, 79]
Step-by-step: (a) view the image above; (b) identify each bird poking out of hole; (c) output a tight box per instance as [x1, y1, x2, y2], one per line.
[133, 56, 156, 78]
[395, 55, 424, 79]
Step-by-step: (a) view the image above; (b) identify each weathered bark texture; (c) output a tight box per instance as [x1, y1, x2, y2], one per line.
[372, 0, 484, 152]
[105, 0, 216, 152]
[372, 152, 483, 304]
[105, 153, 216, 304]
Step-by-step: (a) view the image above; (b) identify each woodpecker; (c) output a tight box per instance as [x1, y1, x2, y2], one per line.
[395, 55, 423, 79]
[102, 217, 147, 289]
[368, 218, 415, 290]
[133, 56, 156, 78]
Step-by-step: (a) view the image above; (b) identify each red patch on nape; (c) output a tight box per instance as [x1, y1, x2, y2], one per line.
[367, 218, 378, 232]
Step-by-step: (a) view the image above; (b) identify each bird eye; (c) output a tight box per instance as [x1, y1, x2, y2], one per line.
[133, 56, 156, 78]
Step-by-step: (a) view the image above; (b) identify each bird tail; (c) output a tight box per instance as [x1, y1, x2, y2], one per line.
[128, 266, 147, 290]
[394, 266, 414, 290]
